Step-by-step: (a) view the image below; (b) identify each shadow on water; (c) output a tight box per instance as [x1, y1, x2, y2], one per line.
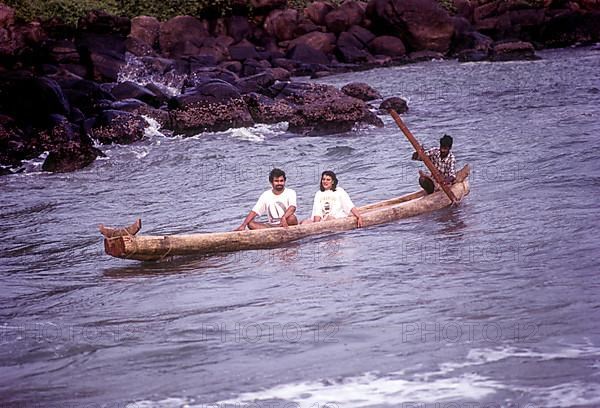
[101, 234, 351, 279]
[433, 204, 469, 235]
[102, 253, 232, 278]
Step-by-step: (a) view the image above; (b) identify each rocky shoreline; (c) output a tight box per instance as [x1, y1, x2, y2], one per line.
[1, 0, 599, 174]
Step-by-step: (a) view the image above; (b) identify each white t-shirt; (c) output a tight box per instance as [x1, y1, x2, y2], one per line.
[252, 188, 297, 224]
[311, 187, 355, 220]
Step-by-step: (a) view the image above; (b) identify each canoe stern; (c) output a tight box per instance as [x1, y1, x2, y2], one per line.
[104, 236, 126, 258]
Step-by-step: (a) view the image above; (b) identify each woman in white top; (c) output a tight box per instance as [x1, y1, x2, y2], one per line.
[306, 170, 363, 227]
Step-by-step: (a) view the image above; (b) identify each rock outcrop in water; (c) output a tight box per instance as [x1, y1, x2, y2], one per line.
[1, 0, 599, 173]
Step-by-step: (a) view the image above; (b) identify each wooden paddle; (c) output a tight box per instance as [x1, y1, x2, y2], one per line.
[389, 109, 458, 204]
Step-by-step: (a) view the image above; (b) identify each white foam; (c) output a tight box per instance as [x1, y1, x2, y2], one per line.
[132, 147, 150, 160]
[129, 343, 600, 408]
[118, 53, 184, 96]
[531, 382, 600, 408]
[130, 397, 190, 408]
[143, 115, 169, 140]
[18, 151, 48, 173]
[465, 342, 600, 364]
[231, 127, 265, 142]
[213, 371, 500, 408]
[188, 122, 288, 141]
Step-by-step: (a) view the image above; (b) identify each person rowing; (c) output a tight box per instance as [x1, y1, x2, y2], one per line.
[303, 170, 363, 227]
[412, 134, 456, 194]
[235, 168, 298, 230]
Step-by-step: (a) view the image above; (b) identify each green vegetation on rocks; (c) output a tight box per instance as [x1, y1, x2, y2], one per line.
[5, 0, 235, 24]
[6, 0, 461, 25]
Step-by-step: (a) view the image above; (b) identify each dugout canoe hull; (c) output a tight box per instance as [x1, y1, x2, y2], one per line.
[104, 165, 470, 261]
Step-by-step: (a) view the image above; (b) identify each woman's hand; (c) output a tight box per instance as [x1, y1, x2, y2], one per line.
[355, 214, 363, 228]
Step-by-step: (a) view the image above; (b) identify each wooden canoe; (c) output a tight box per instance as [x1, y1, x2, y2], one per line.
[103, 165, 470, 261]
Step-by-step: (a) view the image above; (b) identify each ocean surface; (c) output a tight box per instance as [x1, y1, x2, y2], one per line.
[1, 46, 599, 408]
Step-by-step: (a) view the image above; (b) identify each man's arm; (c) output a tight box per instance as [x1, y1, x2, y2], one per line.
[235, 211, 258, 231]
[280, 205, 296, 228]
[411, 148, 433, 161]
[448, 155, 456, 183]
[311, 192, 321, 222]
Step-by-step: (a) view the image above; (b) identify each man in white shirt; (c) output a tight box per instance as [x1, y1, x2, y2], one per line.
[235, 168, 298, 230]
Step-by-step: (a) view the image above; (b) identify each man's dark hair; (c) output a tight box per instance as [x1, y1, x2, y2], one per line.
[269, 168, 286, 182]
[320, 170, 338, 192]
[440, 134, 453, 148]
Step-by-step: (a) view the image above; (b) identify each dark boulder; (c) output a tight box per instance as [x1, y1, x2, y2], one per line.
[272, 82, 383, 136]
[451, 17, 493, 56]
[172, 79, 242, 108]
[91, 110, 147, 144]
[534, 10, 600, 47]
[294, 63, 332, 78]
[286, 43, 330, 65]
[348, 25, 376, 47]
[188, 54, 219, 70]
[337, 31, 373, 63]
[288, 31, 337, 54]
[379, 97, 408, 113]
[76, 32, 127, 82]
[295, 15, 321, 36]
[408, 50, 445, 61]
[110, 81, 162, 107]
[490, 41, 538, 61]
[33, 115, 102, 172]
[126, 34, 157, 57]
[474, 13, 512, 39]
[367, 0, 455, 53]
[272, 57, 300, 72]
[47, 39, 80, 64]
[454, 0, 475, 21]
[325, 0, 365, 34]
[268, 67, 291, 81]
[220, 60, 243, 74]
[129, 16, 160, 51]
[0, 115, 28, 166]
[457, 49, 490, 62]
[0, 73, 70, 127]
[341, 82, 382, 101]
[242, 58, 271, 77]
[159, 16, 209, 59]
[236, 72, 276, 94]
[369, 35, 406, 57]
[168, 79, 254, 135]
[229, 40, 260, 61]
[110, 98, 147, 111]
[59, 78, 115, 116]
[305, 1, 335, 26]
[264, 9, 299, 41]
[226, 15, 253, 43]
[0, 5, 47, 65]
[42, 140, 101, 172]
[193, 36, 232, 64]
[137, 56, 177, 75]
[0, 4, 16, 28]
[186, 67, 240, 87]
[243, 93, 295, 124]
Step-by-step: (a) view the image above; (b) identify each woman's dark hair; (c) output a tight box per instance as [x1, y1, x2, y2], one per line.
[269, 168, 286, 182]
[320, 170, 338, 192]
